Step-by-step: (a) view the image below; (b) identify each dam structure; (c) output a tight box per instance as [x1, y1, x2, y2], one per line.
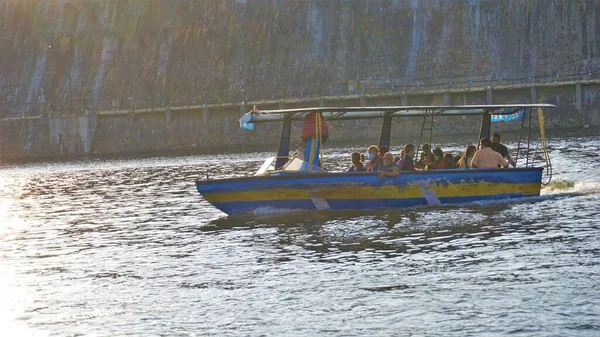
[1, 0, 599, 162]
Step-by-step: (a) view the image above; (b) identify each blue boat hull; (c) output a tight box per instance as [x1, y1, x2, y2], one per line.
[196, 168, 544, 215]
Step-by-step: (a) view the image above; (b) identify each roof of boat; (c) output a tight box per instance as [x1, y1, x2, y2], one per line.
[240, 104, 556, 123]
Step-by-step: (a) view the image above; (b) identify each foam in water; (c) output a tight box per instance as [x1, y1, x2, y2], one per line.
[458, 194, 558, 208]
[542, 179, 600, 195]
[251, 206, 301, 215]
[242, 181, 600, 216]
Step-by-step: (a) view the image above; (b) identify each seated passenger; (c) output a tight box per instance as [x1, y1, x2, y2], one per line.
[444, 153, 457, 169]
[366, 145, 383, 172]
[471, 138, 508, 168]
[457, 145, 477, 168]
[415, 151, 426, 168]
[347, 152, 366, 172]
[378, 153, 399, 178]
[415, 144, 433, 169]
[398, 144, 416, 171]
[491, 133, 516, 167]
[426, 148, 447, 170]
[453, 154, 462, 166]
[395, 150, 405, 166]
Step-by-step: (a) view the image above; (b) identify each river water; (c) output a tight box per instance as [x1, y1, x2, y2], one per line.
[1, 134, 599, 336]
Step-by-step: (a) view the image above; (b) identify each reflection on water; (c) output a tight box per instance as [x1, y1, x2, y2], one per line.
[207, 191, 597, 258]
[0, 135, 599, 336]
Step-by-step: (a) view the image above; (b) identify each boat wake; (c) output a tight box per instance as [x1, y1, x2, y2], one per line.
[251, 206, 306, 216]
[462, 179, 600, 208]
[541, 179, 600, 196]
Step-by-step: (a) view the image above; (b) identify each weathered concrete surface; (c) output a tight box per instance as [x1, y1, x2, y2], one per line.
[1, 0, 600, 162]
[2, 0, 600, 114]
[2, 84, 599, 162]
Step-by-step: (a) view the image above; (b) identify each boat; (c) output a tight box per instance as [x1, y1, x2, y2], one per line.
[196, 104, 555, 215]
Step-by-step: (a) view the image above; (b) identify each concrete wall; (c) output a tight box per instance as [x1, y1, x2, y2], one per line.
[2, 0, 600, 116]
[2, 83, 599, 162]
[1, 0, 599, 162]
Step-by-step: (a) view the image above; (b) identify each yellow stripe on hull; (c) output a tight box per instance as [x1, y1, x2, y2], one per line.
[203, 182, 541, 203]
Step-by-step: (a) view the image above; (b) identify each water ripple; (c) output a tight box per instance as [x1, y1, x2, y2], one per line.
[0, 135, 599, 336]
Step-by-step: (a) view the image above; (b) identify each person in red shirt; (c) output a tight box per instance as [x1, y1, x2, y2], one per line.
[426, 148, 448, 170]
[366, 145, 383, 172]
[444, 153, 457, 169]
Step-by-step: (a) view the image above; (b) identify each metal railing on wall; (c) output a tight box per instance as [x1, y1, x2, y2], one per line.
[1, 68, 599, 119]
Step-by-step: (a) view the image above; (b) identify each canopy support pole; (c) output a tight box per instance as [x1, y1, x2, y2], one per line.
[526, 108, 533, 167]
[275, 118, 292, 170]
[378, 113, 393, 149]
[478, 110, 492, 141]
[514, 108, 527, 166]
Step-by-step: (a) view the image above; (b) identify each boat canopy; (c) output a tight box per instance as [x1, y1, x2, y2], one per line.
[239, 103, 555, 181]
[240, 104, 556, 124]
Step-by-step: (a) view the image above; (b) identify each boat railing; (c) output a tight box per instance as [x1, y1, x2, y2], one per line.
[513, 107, 553, 184]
